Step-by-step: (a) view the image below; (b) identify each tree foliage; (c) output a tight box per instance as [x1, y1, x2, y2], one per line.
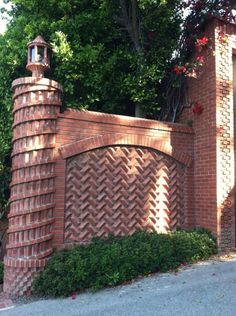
[0, 0, 184, 215]
[0, 0, 235, 215]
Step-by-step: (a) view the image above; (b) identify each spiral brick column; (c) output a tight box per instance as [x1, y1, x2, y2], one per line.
[4, 77, 62, 296]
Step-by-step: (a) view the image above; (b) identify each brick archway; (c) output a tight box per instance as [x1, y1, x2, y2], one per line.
[60, 133, 193, 166]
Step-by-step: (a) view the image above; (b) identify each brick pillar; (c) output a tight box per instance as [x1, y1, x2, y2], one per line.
[4, 77, 62, 296]
[179, 18, 236, 248]
[215, 19, 235, 248]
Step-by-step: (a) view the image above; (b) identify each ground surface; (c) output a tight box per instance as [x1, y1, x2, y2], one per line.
[1, 257, 236, 316]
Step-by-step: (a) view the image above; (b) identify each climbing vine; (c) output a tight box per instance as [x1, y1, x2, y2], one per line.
[158, 0, 236, 122]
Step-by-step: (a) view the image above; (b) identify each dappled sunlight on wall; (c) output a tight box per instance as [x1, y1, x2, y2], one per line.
[64, 146, 186, 244]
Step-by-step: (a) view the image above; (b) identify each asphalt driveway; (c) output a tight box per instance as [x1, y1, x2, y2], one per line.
[1, 257, 236, 316]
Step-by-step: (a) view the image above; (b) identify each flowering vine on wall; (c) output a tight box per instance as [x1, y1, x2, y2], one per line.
[174, 30, 229, 117]
[173, 35, 209, 79]
[160, 0, 236, 122]
[172, 35, 211, 116]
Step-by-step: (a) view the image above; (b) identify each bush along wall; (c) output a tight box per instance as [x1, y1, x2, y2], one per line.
[33, 229, 217, 297]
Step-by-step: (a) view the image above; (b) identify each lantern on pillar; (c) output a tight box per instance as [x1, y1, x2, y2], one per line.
[26, 35, 51, 77]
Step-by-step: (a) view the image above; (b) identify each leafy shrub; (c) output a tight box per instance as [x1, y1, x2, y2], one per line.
[33, 230, 217, 297]
[189, 227, 217, 244]
[0, 261, 4, 284]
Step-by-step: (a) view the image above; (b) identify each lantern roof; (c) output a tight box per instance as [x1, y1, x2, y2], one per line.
[27, 35, 50, 47]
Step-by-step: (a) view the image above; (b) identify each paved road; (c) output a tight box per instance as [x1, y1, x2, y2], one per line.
[1, 258, 236, 316]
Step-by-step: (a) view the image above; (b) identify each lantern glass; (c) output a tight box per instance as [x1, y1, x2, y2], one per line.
[36, 46, 45, 63]
[30, 47, 35, 63]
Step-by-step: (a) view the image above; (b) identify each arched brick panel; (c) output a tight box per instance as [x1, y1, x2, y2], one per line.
[60, 134, 193, 167]
[64, 145, 186, 244]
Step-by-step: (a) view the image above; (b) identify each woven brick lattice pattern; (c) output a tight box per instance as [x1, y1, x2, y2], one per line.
[65, 146, 185, 243]
[4, 265, 42, 296]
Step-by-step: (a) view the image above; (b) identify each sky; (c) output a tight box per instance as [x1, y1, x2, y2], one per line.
[0, 0, 11, 34]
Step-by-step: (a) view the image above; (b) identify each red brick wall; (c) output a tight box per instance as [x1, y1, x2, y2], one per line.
[179, 18, 236, 247]
[5, 83, 194, 295]
[6, 17, 236, 296]
[53, 110, 194, 248]
[179, 20, 218, 236]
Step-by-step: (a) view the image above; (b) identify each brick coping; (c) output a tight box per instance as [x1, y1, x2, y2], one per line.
[12, 77, 63, 91]
[59, 109, 194, 134]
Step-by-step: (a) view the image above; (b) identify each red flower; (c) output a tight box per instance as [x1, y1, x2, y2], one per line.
[173, 65, 187, 75]
[186, 69, 197, 78]
[192, 102, 203, 114]
[219, 32, 228, 44]
[173, 65, 181, 74]
[197, 36, 209, 46]
[195, 36, 209, 53]
[196, 55, 204, 63]
[180, 66, 187, 73]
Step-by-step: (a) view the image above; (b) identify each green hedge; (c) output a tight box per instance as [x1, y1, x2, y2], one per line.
[33, 230, 217, 297]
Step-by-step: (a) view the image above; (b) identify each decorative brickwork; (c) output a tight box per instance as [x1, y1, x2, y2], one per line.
[4, 78, 62, 295]
[179, 18, 236, 248]
[64, 146, 185, 243]
[60, 133, 192, 166]
[4, 77, 194, 296]
[215, 20, 235, 247]
[53, 110, 194, 250]
[9, 19, 236, 294]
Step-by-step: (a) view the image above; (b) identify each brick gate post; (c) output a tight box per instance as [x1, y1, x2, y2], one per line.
[3, 37, 62, 295]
